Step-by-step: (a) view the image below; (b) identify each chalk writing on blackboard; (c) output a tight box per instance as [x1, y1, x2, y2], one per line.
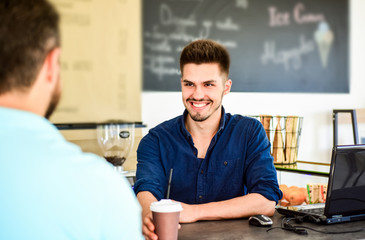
[144, 3, 239, 83]
[143, 0, 348, 93]
[261, 35, 315, 71]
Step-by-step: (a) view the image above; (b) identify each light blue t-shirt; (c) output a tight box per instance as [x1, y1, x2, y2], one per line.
[0, 107, 143, 240]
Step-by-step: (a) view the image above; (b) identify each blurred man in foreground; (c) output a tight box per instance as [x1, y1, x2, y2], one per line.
[0, 0, 143, 239]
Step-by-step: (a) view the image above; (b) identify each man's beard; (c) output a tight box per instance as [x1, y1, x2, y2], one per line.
[188, 103, 220, 122]
[187, 91, 224, 122]
[45, 80, 61, 120]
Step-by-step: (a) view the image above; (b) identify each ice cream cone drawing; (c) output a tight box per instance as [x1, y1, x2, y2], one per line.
[314, 21, 334, 68]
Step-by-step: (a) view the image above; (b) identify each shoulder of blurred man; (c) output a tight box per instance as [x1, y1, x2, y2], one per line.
[0, 107, 143, 240]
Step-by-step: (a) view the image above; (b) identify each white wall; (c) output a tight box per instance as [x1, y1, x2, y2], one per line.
[141, 0, 365, 166]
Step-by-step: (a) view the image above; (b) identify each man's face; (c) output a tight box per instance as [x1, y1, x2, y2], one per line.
[181, 63, 231, 122]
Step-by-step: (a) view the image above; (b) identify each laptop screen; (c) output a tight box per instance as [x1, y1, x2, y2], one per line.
[326, 145, 365, 217]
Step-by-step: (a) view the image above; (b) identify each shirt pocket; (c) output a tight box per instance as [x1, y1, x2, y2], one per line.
[208, 157, 244, 200]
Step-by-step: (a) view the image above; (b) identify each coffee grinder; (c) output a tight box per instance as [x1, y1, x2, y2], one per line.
[96, 123, 135, 173]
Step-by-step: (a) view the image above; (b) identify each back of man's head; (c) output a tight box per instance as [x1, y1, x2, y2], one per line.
[179, 39, 230, 79]
[0, 0, 60, 95]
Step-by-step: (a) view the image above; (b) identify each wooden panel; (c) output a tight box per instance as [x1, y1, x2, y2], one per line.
[49, 0, 141, 123]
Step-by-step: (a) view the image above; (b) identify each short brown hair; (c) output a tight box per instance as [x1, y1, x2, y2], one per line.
[0, 0, 60, 94]
[179, 39, 230, 78]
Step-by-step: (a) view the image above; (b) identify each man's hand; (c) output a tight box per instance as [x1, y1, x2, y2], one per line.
[142, 212, 158, 240]
[137, 191, 159, 240]
[179, 202, 200, 223]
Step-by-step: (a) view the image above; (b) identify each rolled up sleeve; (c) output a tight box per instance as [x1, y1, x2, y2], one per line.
[244, 120, 283, 203]
[134, 132, 168, 201]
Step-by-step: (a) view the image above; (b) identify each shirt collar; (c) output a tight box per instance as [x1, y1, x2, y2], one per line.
[180, 106, 227, 138]
[217, 106, 226, 135]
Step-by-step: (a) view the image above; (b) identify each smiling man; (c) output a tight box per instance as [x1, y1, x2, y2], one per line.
[134, 39, 282, 240]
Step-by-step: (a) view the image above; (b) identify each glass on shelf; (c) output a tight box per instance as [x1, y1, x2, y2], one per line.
[250, 115, 303, 165]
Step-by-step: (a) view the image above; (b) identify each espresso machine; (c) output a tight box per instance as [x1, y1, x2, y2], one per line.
[96, 123, 135, 173]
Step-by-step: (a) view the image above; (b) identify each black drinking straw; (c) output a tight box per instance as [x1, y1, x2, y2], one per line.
[166, 168, 173, 199]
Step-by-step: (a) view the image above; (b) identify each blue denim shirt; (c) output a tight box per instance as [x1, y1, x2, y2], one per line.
[134, 107, 282, 204]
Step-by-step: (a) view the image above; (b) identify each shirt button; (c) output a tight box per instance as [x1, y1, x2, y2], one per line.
[199, 195, 203, 199]
[200, 169, 204, 174]
[224, 161, 228, 166]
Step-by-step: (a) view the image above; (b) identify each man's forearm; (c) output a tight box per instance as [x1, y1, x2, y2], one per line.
[180, 193, 276, 223]
[137, 191, 158, 218]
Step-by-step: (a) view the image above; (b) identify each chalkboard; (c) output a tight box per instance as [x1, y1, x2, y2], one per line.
[142, 0, 349, 93]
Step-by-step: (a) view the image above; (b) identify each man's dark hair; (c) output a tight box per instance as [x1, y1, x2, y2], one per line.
[180, 39, 230, 79]
[0, 0, 60, 94]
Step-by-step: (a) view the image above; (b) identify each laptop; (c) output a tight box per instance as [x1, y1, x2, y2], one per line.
[277, 144, 365, 224]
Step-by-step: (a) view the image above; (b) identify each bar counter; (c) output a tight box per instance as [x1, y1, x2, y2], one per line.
[178, 211, 365, 239]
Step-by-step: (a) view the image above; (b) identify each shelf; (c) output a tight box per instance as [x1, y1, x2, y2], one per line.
[275, 161, 330, 177]
[54, 122, 146, 130]
[123, 170, 136, 178]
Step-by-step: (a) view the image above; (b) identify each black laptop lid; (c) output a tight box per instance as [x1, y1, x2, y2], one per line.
[325, 145, 365, 217]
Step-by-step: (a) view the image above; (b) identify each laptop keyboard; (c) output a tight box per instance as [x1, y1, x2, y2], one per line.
[299, 207, 325, 215]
